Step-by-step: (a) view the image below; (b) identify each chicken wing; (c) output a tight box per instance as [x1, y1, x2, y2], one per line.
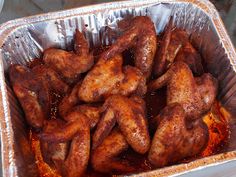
[9, 64, 50, 128]
[79, 55, 146, 102]
[111, 66, 147, 96]
[59, 82, 82, 117]
[149, 61, 218, 119]
[40, 120, 69, 174]
[40, 109, 90, 177]
[148, 103, 208, 167]
[43, 30, 94, 84]
[32, 65, 69, 95]
[153, 26, 188, 76]
[175, 41, 204, 76]
[91, 128, 135, 174]
[101, 16, 157, 78]
[76, 105, 101, 129]
[93, 95, 150, 154]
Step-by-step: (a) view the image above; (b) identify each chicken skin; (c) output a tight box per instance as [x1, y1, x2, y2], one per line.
[148, 103, 208, 167]
[149, 61, 218, 119]
[101, 16, 157, 78]
[40, 109, 90, 177]
[32, 65, 69, 95]
[91, 128, 135, 174]
[59, 82, 82, 117]
[10, 64, 69, 128]
[175, 41, 204, 76]
[79, 54, 146, 102]
[40, 120, 69, 174]
[153, 19, 188, 77]
[153, 20, 203, 76]
[93, 95, 150, 154]
[43, 30, 94, 83]
[9, 65, 50, 128]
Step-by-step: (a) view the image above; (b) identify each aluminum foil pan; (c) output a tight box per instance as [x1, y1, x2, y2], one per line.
[0, 0, 236, 176]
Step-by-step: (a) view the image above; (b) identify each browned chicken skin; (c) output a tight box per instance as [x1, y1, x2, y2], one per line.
[43, 30, 94, 83]
[91, 128, 135, 174]
[79, 55, 146, 102]
[40, 109, 91, 177]
[59, 82, 82, 117]
[149, 61, 218, 119]
[175, 41, 204, 75]
[40, 120, 69, 174]
[101, 16, 157, 78]
[153, 20, 203, 76]
[93, 95, 150, 154]
[148, 103, 208, 167]
[153, 20, 188, 76]
[32, 65, 69, 95]
[9, 64, 50, 128]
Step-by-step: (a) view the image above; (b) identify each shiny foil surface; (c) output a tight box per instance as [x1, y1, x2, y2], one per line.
[0, 0, 236, 176]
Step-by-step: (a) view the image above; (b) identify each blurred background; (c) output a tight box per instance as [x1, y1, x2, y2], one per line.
[0, 0, 235, 44]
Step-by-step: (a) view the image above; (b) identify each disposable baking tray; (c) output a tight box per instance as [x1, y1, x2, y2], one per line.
[0, 0, 236, 176]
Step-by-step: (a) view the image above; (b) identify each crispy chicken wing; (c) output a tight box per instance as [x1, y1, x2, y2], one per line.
[43, 30, 94, 83]
[101, 16, 157, 78]
[148, 103, 208, 167]
[91, 128, 135, 174]
[79, 55, 146, 102]
[149, 61, 218, 119]
[9, 64, 50, 128]
[93, 95, 150, 154]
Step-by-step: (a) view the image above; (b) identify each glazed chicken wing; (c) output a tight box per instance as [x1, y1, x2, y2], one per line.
[93, 95, 150, 154]
[79, 54, 146, 102]
[9, 65, 50, 128]
[43, 30, 94, 84]
[91, 128, 135, 174]
[148, 103, 208, 167]
[149, 61, 218, 119]
[101, 16, 157, 78]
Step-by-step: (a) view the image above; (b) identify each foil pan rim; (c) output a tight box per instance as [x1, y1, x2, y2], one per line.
[0, 0, 236, 177]
[0, 0, 223, 45]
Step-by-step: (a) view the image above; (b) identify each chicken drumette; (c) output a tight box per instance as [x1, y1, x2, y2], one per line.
[92, 95, 150, 154]
[43, 30, 94, 84]
[148, 103, 208, 167]
[149, 61, 218, 119]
